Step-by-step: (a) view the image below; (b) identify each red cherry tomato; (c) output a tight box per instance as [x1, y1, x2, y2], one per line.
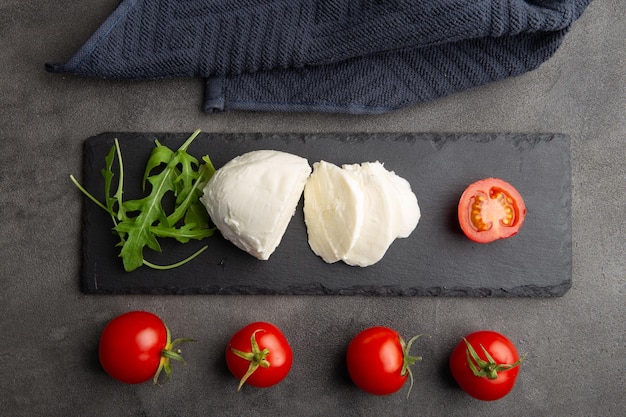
[98, 311, 194, 384]
[346, 326, 424, 397]
[225, 322, 293, 390]
[449, 330, 526, 401]
[458, 178, 526, 243]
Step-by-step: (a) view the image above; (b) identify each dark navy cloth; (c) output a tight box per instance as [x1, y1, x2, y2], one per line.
[46, 0, 592, 114]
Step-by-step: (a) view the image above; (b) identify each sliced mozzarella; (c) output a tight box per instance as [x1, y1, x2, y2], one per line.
[375, 163, 421, 238]
[303, 161, 364, 263]
[341, 162, 396, 267]
[200, 150, 311, 260]
[303, 160, 420, 267]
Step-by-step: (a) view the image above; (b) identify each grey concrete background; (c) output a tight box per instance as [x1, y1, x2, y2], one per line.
[1, 1, 624, 416]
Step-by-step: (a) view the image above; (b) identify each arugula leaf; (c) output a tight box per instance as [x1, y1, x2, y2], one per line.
[71, 130, 216, 272]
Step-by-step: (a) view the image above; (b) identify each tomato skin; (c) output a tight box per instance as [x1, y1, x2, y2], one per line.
[449, 330, 523, 401]
[458, 178, 526, 243]
[346, 327, 411, 396]
[226, 322, 292, 389]
[98, 311, 168, 384]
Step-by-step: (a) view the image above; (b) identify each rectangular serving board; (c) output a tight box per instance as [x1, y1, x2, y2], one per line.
[80, 132, 571, 296]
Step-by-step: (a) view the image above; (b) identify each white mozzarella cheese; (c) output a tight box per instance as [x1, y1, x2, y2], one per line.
[303, 160, 420, 267]
[303, 161, 364, 263]
[200, 150, 311, 260]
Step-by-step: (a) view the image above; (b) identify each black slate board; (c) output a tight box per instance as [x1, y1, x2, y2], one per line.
[79, 132, 571, 296]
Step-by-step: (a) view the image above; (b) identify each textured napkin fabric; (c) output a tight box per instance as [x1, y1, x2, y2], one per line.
[46, 0, 592, 114]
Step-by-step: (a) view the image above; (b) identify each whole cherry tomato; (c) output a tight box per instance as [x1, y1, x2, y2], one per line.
[98, 311, 194, 384]
[225, 322, 293, 391]
[449, 330, 526, 401]
[458, 178, 526, 243]
[346, 326, 424, 398]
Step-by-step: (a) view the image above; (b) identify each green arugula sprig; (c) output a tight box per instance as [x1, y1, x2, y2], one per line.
[71, 129, 216, 272]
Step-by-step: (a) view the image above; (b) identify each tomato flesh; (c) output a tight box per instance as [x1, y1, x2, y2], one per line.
[449, 330, 523, 401]
[458, 178, 526, 243]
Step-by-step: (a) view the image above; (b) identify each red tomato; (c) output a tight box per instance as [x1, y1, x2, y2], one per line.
[458, 178, 526, 243]
[449, 330, 526, 401]
[226, 322, 293, 390]
[98, 311, 194, 384]
[346, 326, 424, 397]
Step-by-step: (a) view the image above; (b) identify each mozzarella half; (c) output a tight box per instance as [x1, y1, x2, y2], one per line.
[200, 150, 311, 260]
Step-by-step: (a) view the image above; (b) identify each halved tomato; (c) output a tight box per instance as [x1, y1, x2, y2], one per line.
[458, 178, 526, 243]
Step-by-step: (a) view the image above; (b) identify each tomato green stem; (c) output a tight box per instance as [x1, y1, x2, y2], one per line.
[463, 338, 526, 380]
[400, 334, 426, 399]
[230, 329, 270, 391]
[153, 325, 196, 385]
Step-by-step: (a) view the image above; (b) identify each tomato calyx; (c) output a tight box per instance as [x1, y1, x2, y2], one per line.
[399, 334, 425, 399]
[230, 329, 271, 391]
[463, 338, 526, 380]
[153, 325, 196, 385]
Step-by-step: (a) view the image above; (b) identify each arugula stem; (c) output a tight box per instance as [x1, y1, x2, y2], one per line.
[179, 129, 202, 151]
[69, 175, 110, 212]
[113, 139, 126, 221]
[143, 245, 209, 270]
[150, 226, 215, 240]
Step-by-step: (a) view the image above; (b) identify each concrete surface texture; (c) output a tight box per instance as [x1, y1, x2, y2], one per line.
[1, 1, 624, 416]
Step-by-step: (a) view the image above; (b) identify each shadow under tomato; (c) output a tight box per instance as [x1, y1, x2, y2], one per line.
[334, 349, 353, 386]
[215, 337, 233, 379]
[86, 345, 104, 376]
[445, 195, 464, 237]
[439, 355, 460, 389]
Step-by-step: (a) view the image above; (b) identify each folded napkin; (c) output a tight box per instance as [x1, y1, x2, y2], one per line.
[46, 0, 592, 114]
